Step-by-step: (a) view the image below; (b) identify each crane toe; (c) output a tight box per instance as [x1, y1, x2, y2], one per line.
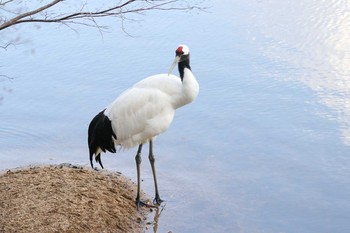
[153, 195, 164, 205]
[135, 199, 156, 210]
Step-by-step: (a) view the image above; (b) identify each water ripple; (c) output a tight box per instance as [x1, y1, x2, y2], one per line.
[249, 0, 350, 145]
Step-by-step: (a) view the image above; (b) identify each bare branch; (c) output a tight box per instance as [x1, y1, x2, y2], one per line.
[0, 74, 14, 80]
[0, 0, 204, 50]
[0, 74, 16, 84]
[0, 0, 202, 31]
[0, 0, 15, 6]
[0, 42, 13, 50]
[0, 0, 61, 30]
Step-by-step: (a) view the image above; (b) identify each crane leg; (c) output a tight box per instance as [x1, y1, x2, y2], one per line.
[149, 140, 164, 205]
[135, 144, 145, 210]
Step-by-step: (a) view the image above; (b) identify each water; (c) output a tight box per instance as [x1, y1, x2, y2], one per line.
[1, 0, 350, 232]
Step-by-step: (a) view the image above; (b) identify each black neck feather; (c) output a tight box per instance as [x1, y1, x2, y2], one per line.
[178, 59, 191, 81]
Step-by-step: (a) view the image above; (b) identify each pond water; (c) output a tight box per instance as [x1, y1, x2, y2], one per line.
[1, 0, 350, 232]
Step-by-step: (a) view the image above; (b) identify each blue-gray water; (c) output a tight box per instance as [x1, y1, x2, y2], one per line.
[1, 0, 350, 232]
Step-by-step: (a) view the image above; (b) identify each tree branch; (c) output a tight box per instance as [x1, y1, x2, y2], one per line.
[0, 0, 204, 50]
[0, 0, 15, 6]
[0, 0, 61, 30]
[0, 0, 201, 31]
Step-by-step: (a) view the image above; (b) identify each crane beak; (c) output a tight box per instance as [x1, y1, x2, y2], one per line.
[168, 56, 180, 76]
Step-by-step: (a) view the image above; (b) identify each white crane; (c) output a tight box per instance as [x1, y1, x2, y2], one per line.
[88, 45, 199, 208]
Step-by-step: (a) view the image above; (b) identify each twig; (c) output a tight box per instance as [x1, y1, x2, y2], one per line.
[0, 0, 61, 30]
[0, 74, 15, 81]
[0, 0, 203, 31]
[0, 0, 15, 6]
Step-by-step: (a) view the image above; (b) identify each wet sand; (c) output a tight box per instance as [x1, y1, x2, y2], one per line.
[0, 164, 150, 232]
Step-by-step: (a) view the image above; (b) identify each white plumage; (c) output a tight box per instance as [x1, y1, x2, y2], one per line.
[105, 71, 198, 149]
[88, 44, 198, 208]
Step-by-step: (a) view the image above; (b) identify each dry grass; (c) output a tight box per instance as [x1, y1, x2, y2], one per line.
[0, 164, 150, 233]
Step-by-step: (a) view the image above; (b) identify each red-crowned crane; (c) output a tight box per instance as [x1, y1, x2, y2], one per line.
[88, 45, 199, 209]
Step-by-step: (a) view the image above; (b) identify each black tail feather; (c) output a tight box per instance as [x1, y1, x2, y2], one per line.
[89, 151, 94, 168]
[88, 109, 117, 168]
[96, 153, 104, 169]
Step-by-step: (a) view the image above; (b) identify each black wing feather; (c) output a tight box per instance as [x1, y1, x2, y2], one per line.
[88, 109, 117, 168]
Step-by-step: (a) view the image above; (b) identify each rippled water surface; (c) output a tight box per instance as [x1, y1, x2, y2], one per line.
[1, 0, 350, 232]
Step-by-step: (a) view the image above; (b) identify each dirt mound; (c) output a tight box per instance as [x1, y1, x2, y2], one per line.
[0, 164, 150, 232]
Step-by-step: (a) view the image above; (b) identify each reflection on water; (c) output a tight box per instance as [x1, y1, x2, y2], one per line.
[146, 203, 166, 233]
[251, 0, 350, 145]
[1, 0, 350, 232]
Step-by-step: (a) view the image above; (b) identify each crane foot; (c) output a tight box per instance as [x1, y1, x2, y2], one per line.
[135, 199, 157, 210]
[153, 195, 164, 206]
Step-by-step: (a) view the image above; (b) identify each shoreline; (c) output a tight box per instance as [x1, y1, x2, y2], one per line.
[0, 163, 150, 232]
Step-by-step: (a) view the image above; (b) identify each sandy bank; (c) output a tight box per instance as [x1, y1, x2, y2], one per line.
[0, 164, 150, 232]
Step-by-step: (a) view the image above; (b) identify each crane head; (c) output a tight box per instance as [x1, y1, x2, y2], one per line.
[168, 44, 190, 76]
